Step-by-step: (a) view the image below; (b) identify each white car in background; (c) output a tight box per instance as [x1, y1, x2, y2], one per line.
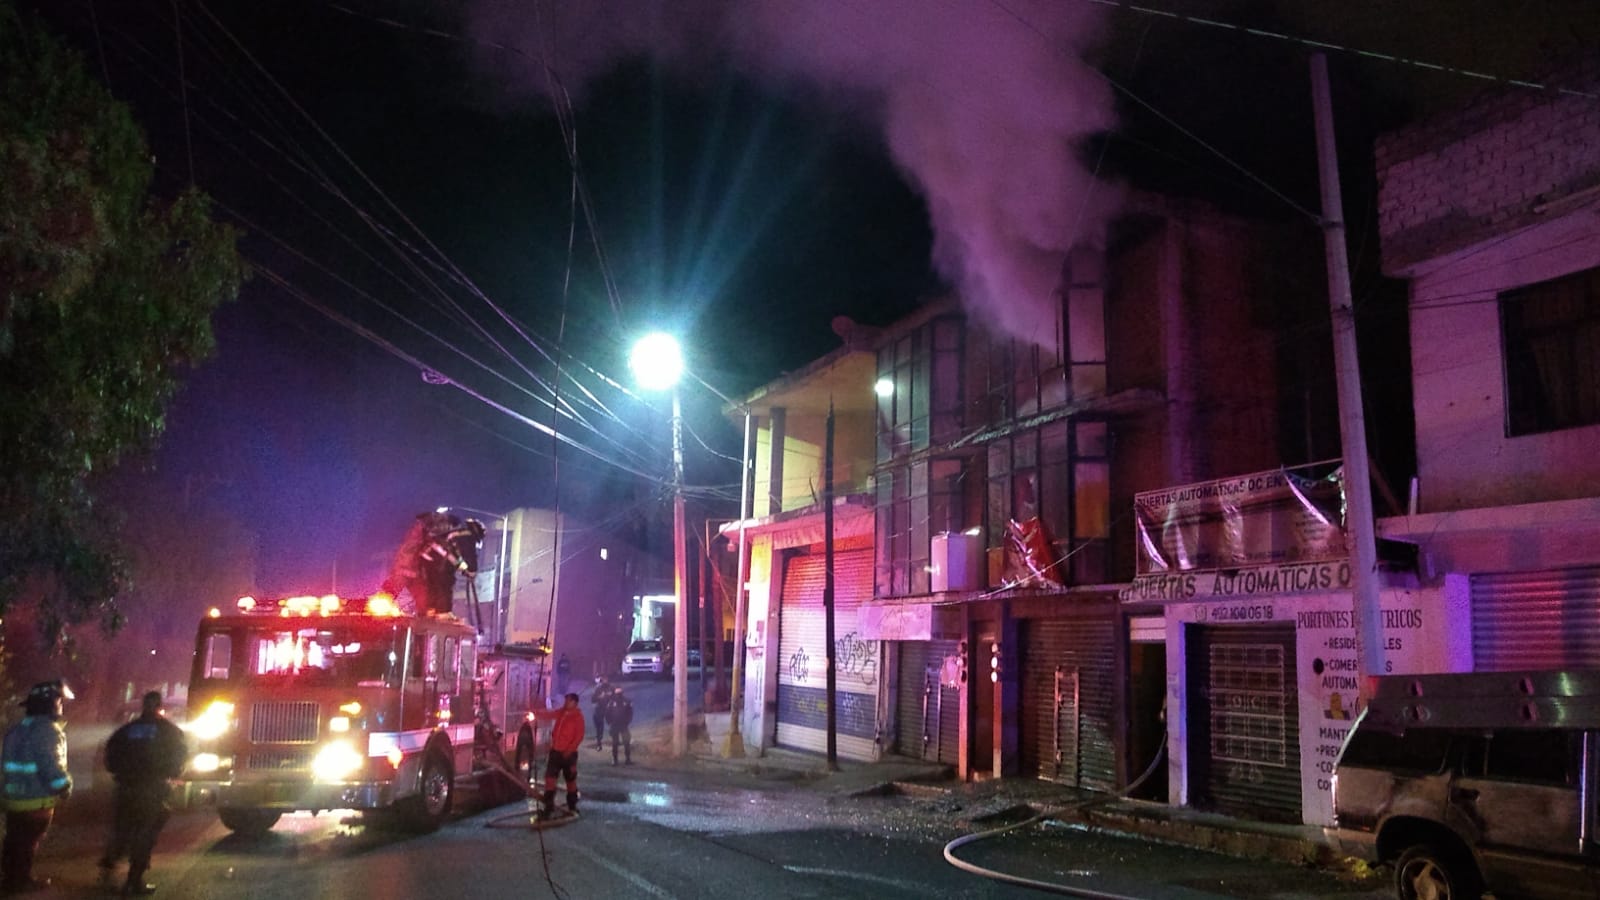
[620, 639, 669, 677]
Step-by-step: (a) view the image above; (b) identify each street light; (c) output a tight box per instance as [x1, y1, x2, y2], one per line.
[629, 332, 689, 758]
[437, 505, 510, 644]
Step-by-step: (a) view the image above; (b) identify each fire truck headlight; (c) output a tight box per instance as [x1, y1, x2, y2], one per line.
[329, 716, 350, 733]
[190, 752, 222, 774]
[185, 700, 236, 741]
[312, 741, 364, 781]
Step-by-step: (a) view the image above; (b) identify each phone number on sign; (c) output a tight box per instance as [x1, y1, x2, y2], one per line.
[1209, 604, 1274, 622]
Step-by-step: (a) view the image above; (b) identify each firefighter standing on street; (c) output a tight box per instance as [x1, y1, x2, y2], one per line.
[1, 680, 74, 894]
[100, 691, 188, 896]
[603, 687, 633, 766]
[532, 693, 585, 819]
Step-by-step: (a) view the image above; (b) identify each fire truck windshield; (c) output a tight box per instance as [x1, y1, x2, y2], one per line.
[195, 623, 403, 688]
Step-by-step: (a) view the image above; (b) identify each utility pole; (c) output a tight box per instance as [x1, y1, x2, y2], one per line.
[1311, 53, 1385, 697]
[824, 400, 838, 771]
[671, 389, 689, 757]
[725, 412, 754, 758]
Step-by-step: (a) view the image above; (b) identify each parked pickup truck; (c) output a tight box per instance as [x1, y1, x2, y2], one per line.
[1329, 670, 1600, 900]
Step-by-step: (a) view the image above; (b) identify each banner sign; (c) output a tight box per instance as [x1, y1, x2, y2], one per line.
[1134, 465, 1346, 577]
[1123, 559, 1352, 603]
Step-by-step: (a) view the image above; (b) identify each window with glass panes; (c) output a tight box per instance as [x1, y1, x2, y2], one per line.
[976, 249, 1107, 422]
[1501, 266, 1600, 436]
[875, 316, 967, 597]
[986, 420, 1110, 584]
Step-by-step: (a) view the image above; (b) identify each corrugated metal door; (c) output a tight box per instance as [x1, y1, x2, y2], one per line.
[1187, 622, 1301, 824]
[1022, 613, 1118, 790]
[776, 550, 878, 759]
[1472, 568, 1600, 670]
[894, 641, 932, 758]
[893, 639, 960, 763]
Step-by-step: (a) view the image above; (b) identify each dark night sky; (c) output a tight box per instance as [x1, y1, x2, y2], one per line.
[17, 0, 1600, 603]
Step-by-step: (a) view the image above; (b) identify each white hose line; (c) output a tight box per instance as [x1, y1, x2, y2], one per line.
[942, 745, 1167, 898]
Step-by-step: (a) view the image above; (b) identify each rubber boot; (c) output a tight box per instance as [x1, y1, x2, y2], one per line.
[124, 865, 156, 896]
[539, 789, 556, 820]
[612, 746, 619, 766]
[566, 789, 579, 814]
[625, 747, 632, 765]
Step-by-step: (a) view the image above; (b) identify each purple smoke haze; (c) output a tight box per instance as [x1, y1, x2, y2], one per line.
[468, 0, 1120, 341]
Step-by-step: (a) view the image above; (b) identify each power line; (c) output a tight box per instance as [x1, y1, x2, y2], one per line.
[1078, 0, 1600, 101]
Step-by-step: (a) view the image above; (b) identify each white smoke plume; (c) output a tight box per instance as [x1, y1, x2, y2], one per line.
[467, 0, 1120, 343]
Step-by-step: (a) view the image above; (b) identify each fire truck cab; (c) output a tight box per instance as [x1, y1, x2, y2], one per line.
[178, 594, 489, 834]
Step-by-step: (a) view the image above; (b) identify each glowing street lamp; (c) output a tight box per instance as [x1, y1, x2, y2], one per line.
[629, 332, 690, 758]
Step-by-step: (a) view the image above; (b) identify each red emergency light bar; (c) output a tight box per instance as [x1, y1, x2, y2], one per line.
[208, 593, 407, 619]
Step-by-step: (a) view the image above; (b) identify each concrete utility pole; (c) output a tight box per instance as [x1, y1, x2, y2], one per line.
[1311, 53, 1385, 695]
[725, 411, 753, 758]
[671, 390, 689, 757]
[823, 399, 838, 771]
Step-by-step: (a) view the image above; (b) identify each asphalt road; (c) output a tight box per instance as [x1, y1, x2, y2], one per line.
[33, 687, 1390, 899]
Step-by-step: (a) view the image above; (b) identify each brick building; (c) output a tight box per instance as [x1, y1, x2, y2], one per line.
[1374, 58, 1600, 670]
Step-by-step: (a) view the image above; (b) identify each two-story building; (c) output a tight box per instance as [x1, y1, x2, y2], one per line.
[723, 192, 1330, 784]
[722, 344, 885, 760]
[1139, 56, 1600, 833]
[1374, 59, 1600, 672]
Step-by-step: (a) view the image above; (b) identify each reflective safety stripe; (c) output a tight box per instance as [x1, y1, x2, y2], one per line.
[1, 797, 57, 811]
[47, 777, 68, 790]
[366, 724, 473, 757]
[3, 762, 39, 773]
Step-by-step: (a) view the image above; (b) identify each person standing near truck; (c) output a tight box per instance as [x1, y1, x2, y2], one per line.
[532, 693, 585, 819]
[100, 691, 189, 895]
[1, 680, 74, 894]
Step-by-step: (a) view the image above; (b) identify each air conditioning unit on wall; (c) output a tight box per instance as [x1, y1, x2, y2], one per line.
[931, 531, 983, 593]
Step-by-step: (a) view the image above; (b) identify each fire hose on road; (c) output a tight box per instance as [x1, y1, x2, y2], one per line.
[942, 743, 1167, 898]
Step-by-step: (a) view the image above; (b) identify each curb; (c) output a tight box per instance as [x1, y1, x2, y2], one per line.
[1055, 801, 1339, 868]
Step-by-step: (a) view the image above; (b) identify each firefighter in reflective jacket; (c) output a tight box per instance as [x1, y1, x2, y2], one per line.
[532, 693, 585, 819]
[382, 513, 485, 615]
[100, 691, 189, 895]
[1, 680, 74, 894]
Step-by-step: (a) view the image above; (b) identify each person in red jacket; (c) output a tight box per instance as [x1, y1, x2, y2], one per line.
[532, 693, 585, 819]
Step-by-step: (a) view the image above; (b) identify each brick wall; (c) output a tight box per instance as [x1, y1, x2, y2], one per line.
[1376, 57, 1600, 274]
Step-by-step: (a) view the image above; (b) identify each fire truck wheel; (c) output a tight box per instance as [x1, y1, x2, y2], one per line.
[400, 751, 454, 832]
[218, 807, 281, 836]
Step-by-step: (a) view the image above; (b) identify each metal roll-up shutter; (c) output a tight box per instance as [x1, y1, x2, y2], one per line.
[1022, 613, 1118, 790]
[1472, 568, 1600, 670]
[893, 639, 960, 762]
[776, 550, 879, 760]
[935, 642, 961, 764]
[894, 641, 931, 758]
[1187, 622, 1300, 824]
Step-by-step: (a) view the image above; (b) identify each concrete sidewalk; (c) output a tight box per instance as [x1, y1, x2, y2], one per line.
[588, 690, 1352, 875]
[671, 733, 1345, 870]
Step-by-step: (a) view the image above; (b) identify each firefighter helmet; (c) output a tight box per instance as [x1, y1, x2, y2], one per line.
[23, 679, 74, 714]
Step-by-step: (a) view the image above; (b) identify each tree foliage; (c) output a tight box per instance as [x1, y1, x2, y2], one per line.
[0, 1, 246, 645]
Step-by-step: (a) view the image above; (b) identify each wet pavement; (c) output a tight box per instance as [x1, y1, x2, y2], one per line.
[29, 687, 1391, 898]
[571, 681, 1390, 899]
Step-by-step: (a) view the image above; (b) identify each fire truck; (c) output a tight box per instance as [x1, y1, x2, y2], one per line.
[176, 593, 552, 834]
